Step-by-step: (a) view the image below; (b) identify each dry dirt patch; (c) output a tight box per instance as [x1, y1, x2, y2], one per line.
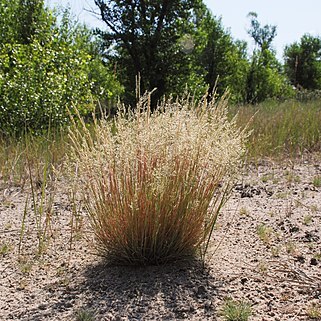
[0, 159, 320, 320]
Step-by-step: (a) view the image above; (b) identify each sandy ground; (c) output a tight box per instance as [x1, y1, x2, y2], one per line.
[0, 157, 320, 321]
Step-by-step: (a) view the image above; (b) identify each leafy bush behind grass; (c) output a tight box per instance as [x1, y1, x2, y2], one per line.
[68, 93, 246, 265]
[0, 5, 123, 135]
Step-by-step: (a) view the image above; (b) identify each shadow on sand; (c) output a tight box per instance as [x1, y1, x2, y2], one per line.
[50, 258, 222, 320]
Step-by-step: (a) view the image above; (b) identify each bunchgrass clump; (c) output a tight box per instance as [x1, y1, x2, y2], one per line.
[306, 303, 321, 319]
[68, 93, 246, 265]
[76, 309, 95, 321]
[221, 298, 252, 321]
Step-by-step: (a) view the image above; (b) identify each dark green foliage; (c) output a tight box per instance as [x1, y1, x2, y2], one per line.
[94, 0, 255, 105]
[284, 34, 321, 90]
[194, 7, 249, 102]
[246, 49, 293, 103]
[94, 0, 206, 107]
[245, 13, 293, 103]
[17, 0, 46, 44]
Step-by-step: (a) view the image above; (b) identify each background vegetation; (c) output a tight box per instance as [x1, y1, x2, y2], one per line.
[0, 0, 123, 135]
[0, 0, 320, 168]
[0, 0, 320, 176]
[1, 0, 321, 134]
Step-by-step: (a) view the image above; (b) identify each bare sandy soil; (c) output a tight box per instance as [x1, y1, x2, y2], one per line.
[0, 157, 320, 321]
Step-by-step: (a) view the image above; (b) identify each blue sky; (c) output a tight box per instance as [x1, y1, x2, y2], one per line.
[204, 0, 321, 60]
[46, 0, 321, 60]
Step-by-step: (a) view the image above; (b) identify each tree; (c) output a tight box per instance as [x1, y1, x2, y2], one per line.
[0, 0, 53, 45]
[284, 34, 321, 90]
[194, 6, 249, 102]
[17, 0, 46, 44]
[246, 49, 291, 103]
[94, 0, 204, 107]
[247, 12, 277, 52]
[245, 12, 291, 103]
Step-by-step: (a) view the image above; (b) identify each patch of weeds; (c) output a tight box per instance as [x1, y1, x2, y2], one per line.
[17, 278, 28, 290]
[311, 205, 318, 213]
[221, 298, 252, 321]
[303, 214, 313, 225]
[239, 207, 249, 216]
[294, 200, 303, 208]
[271, 246, 280, 257]
[18, 256, 33, 274]
[258, 261, 268, 274]
[280, 292, 292, 302]
[275, 192, 288, 199]
[285, 242, 297, 256]
[257, 224, 273, 245]
[285, 170, 301, 184]
[4, 222, 13, 230]
[68, 189, 85, 250]
[76, 309, 95, 321]
[313, 253, 321, 261]
[0, 242, 12, 256]
[261, 172, 279, 184]
[261, 174, 271, 183]
[27, 158, 56, 256]
[267, 210, 275, 217]
[308, 243, 317, 251]
[20, 262, 33, 274]
[306, 303, 321, 319]
[56, 264, 68, 277]
[310, 205, 319, 213]
[312, 176, 321, 188]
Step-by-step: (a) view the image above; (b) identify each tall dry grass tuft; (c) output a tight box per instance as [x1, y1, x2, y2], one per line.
[68, 92, 246, 265]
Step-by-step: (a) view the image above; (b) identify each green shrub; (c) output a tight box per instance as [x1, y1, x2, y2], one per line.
[68, 92, 246, 265]
[0, 4, 123, 135]
[0, 41, 94, 134]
